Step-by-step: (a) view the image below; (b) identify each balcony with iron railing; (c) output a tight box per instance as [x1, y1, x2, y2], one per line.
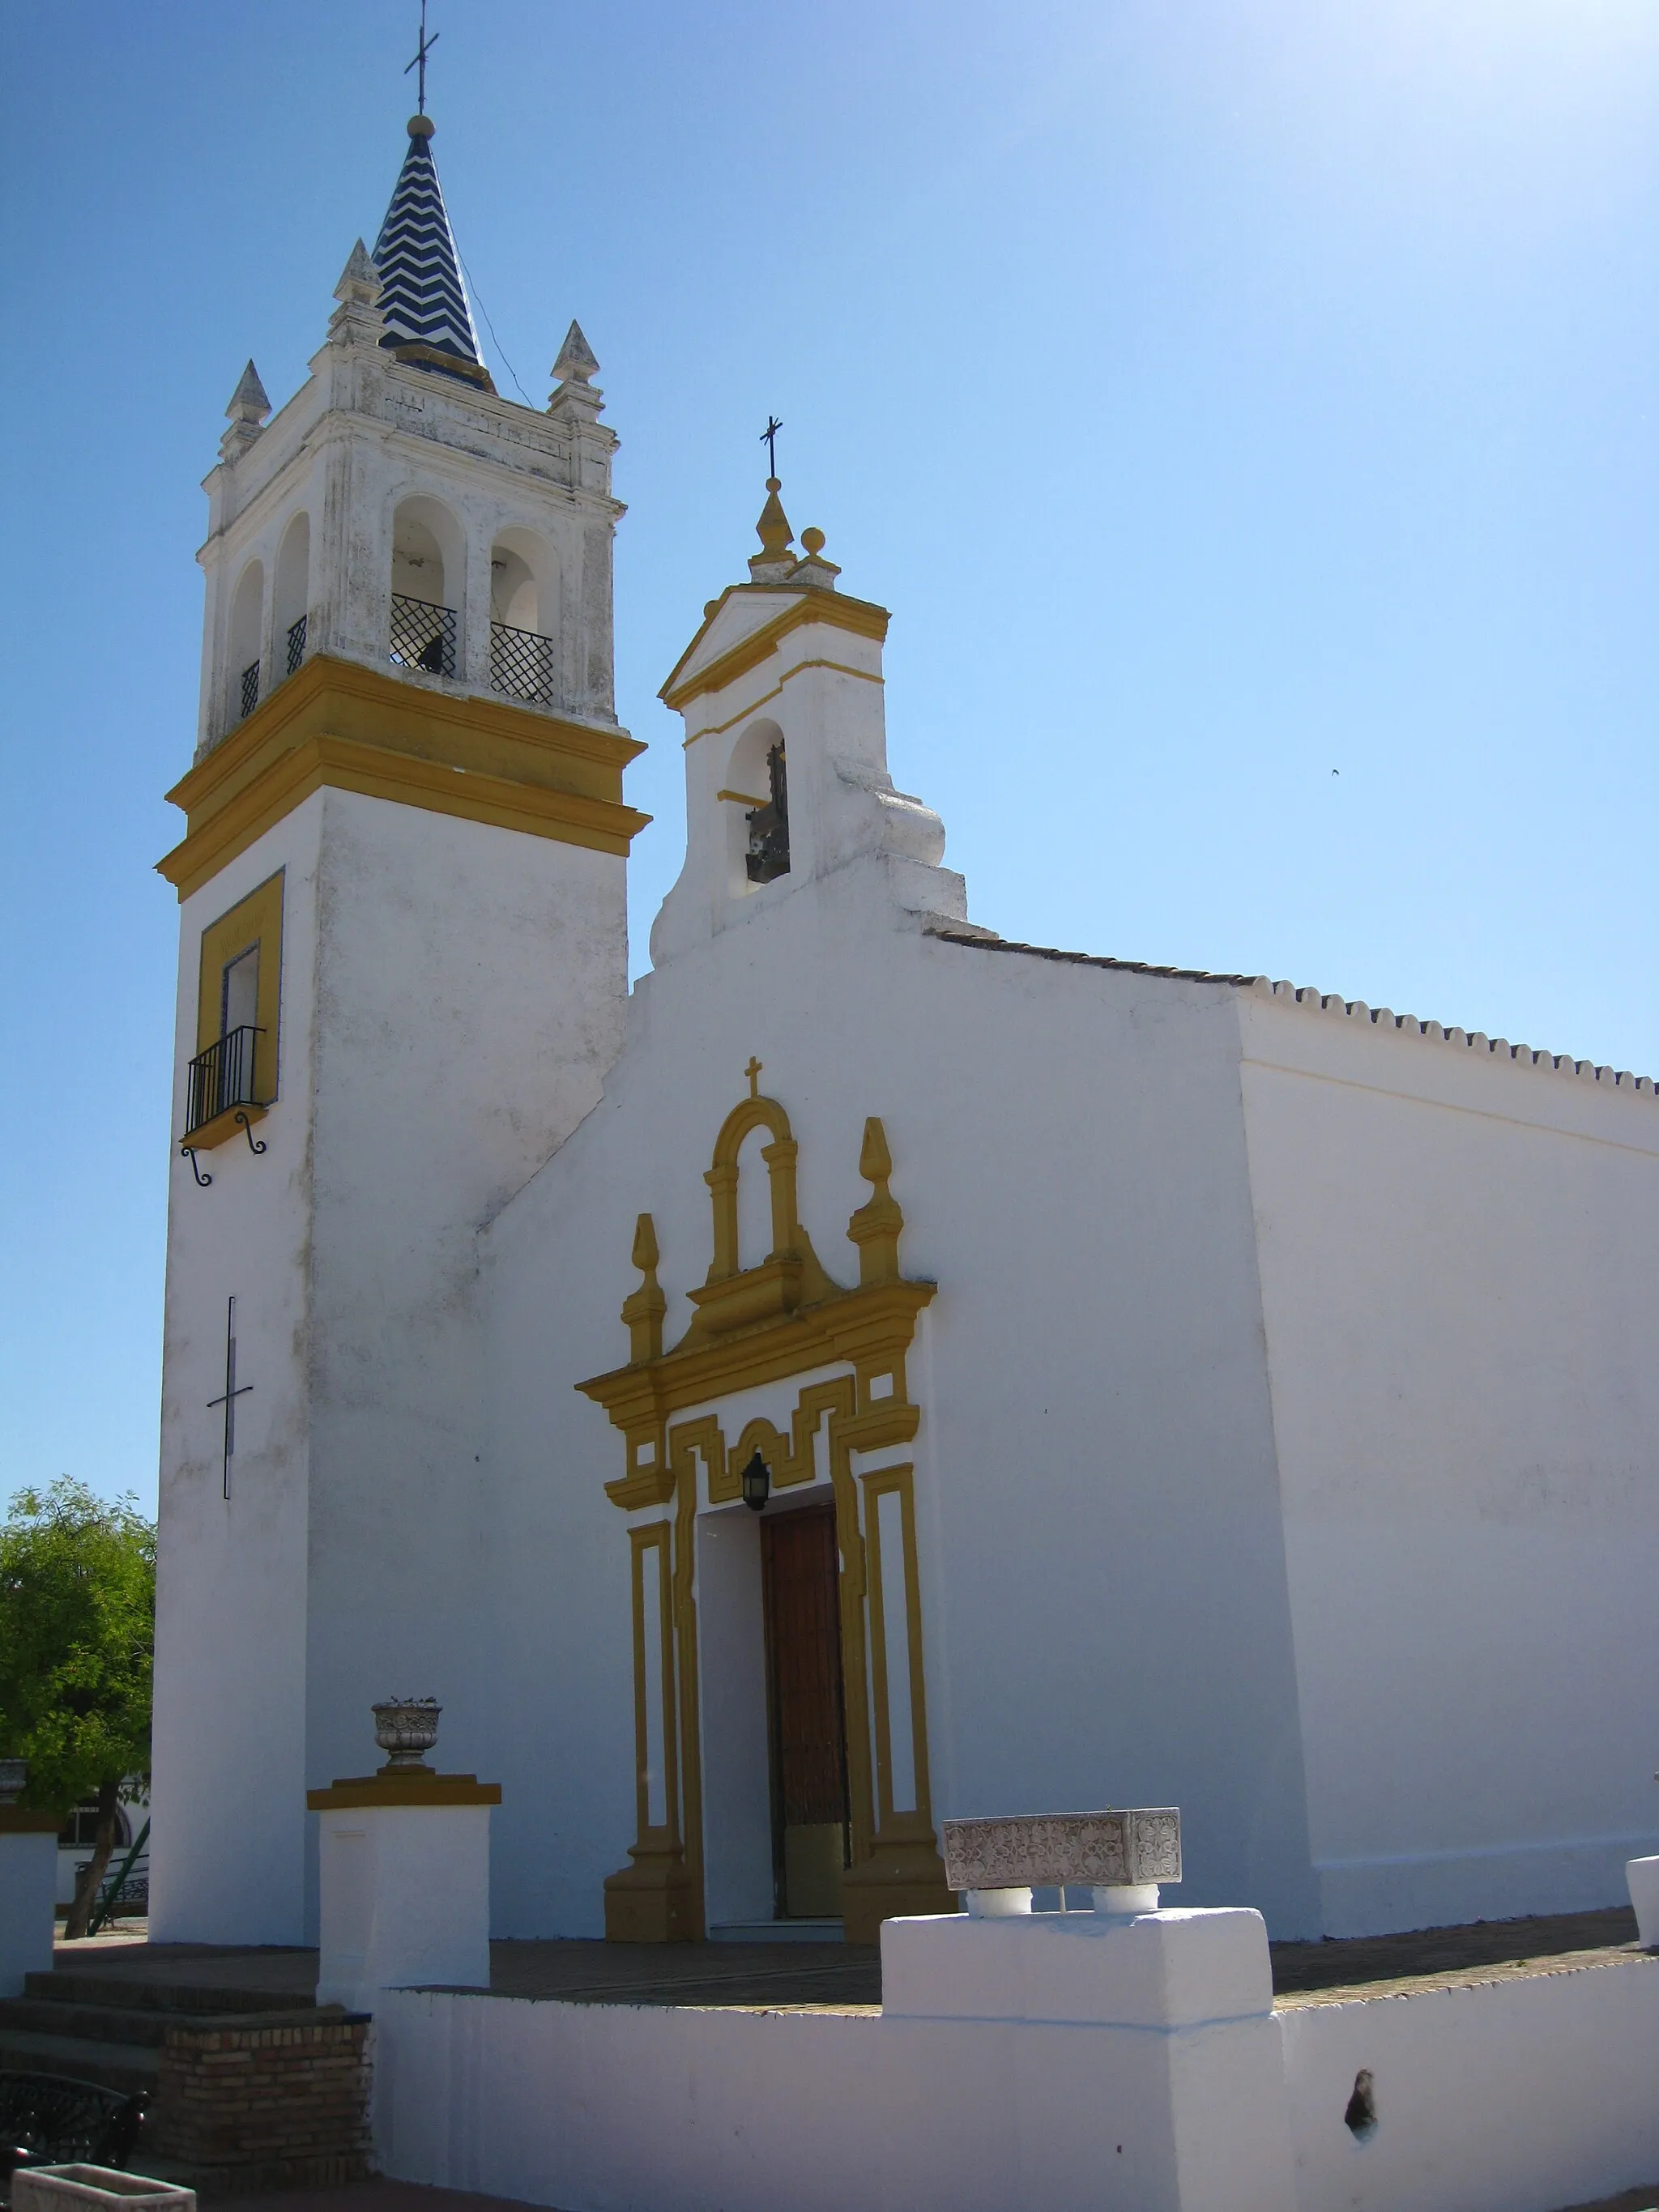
[238, 659, 260, 720]
[285, 613, 307, 676]
[389, 592, 457, 678]
[183, 1025, 267, 1148]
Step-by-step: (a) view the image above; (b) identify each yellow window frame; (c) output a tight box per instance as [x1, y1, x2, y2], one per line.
[191, 871, 284, 1145]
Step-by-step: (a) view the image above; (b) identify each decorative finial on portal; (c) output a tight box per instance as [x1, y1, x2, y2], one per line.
[745, 1056, 763, 1097]
[847, 1115, 904, 1286]
[623, 1213, 666, 1365]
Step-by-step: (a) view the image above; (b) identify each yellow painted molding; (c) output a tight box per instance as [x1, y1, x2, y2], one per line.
[582, 1278, 936, 1433]
[683, 659, 884, 748]
[306, 1770, 501, 1810]
[158, 654, 649, 899]
[586, 1093, 946, 1944]
[0, 1808, 66, 1834]
[660, 588, 889, 712]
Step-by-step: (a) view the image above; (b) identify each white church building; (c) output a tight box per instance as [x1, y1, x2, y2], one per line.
[148, 105, 1659, 1956]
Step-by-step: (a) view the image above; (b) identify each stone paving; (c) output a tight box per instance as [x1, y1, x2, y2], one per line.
[60, 1901, 1640, 2013]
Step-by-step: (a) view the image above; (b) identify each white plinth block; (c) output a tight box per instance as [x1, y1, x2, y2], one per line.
[1627, 1855, 1659, 1948]
[881, 1906, 1296, 2212]
[0, 1822, 62, 1998]
[309, 1771, 499, 2012]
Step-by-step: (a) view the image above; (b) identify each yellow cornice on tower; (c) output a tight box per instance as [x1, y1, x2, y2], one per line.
[659, 585, 889, 715]
[157, 654, 649, 900]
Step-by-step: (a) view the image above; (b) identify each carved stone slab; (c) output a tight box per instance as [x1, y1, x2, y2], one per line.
[941, 1809, 1182, 1893]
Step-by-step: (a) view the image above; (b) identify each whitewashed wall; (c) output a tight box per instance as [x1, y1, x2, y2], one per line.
[1239, 990, 1659, 1934]
[369, 1942, 1659, 2212]
[480, 849, 1320, 1937]
[152, 787, 629, 1944]
[1281, 1954, 1659, 2212]
[151, 798, 323, 1944]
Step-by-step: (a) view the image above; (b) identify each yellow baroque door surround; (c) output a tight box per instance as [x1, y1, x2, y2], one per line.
[577, 1087, 953, 1944]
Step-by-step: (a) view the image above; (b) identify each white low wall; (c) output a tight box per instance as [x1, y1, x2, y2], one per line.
[1282, 1953, 1659, 2212]
[371, 1925, 1659, 2212]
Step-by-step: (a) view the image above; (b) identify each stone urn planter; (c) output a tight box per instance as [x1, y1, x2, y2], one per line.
[371, 1699, 441, 1770]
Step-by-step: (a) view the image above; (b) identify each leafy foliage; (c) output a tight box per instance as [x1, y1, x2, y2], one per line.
[0, 1478, 156, 1813]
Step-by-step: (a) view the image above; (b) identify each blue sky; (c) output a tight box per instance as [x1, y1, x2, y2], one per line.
[3, 0, 1656, 1511]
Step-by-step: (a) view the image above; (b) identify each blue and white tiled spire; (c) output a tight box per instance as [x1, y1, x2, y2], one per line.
[372, 115, 493, 390]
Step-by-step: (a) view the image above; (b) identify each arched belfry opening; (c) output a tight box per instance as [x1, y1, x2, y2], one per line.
[273, 513, 310, 681]
[488, 527, 557, 707]
[229, 560, 265, 722]
[725, 718, 789, 890]
[389, 497, 460, 677]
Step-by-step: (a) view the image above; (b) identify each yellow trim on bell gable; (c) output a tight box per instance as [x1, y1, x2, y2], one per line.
[158, 653, 650, 900]
[659, 587, 889, 714]
[680, 658, 885, 748]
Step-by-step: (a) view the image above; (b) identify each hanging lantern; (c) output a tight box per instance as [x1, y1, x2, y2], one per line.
[740, 1450, 771, 1513]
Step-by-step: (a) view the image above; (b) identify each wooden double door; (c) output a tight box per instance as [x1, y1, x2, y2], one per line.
[761, 1503, 850, 1919]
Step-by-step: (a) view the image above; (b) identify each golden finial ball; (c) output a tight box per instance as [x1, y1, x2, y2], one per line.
[801, 527, 826, 556]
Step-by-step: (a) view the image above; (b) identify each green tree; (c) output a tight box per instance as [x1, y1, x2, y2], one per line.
[0, 1479, 156, 1938]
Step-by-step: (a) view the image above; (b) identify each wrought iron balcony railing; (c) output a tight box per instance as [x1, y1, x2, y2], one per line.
[285, 614, 308, 676]
[185, 1025, 265, 1137]
[239, 659, 260, 719]
[390, 592, 457, 678]
[489, 620, 554, 706]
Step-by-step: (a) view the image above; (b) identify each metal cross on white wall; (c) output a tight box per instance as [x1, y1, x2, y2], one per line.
[206, 1295, 253, 1502]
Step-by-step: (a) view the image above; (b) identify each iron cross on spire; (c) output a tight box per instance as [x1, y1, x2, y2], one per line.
[405, 0, 440, 113]
[206, 1295, 254, 1502]
[761, 416, 783, 477]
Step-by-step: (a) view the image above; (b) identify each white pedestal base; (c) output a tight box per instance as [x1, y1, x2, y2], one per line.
[313, 1784, 496, 2012]
[881, 1906, 1296, 2212]
[1627, 1854, 1659, 1948]
[0, 1825, 61, 1998]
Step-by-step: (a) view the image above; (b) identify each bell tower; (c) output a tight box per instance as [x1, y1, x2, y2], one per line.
[148, 108, 646, 1944]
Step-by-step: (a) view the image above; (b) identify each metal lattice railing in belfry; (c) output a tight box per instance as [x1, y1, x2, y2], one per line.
[390, 592, 457, 678]
[286, 614, 308, 676]
[490, 620, 554, 706]
[239, 659, 260, 718]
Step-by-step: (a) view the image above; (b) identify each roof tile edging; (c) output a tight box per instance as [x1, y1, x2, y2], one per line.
[924, 930, 1656, 1099]
[1252, 976, 1656, 1097]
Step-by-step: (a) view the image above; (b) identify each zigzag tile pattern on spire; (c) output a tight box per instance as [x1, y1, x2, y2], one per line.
[372, 123, 491, 387]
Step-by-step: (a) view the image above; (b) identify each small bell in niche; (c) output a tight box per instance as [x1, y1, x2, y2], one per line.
[745, 740, 789, 884]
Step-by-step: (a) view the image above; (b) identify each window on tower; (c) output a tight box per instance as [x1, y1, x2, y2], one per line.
[182, 873, 284, 1151]
[222, 945, 259, 1038]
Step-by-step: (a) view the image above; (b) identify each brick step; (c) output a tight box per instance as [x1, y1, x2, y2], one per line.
[0, 1997, 175, 2049]
[0, 2027, 159, 2096]
[23, 1969, 317, 2016]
